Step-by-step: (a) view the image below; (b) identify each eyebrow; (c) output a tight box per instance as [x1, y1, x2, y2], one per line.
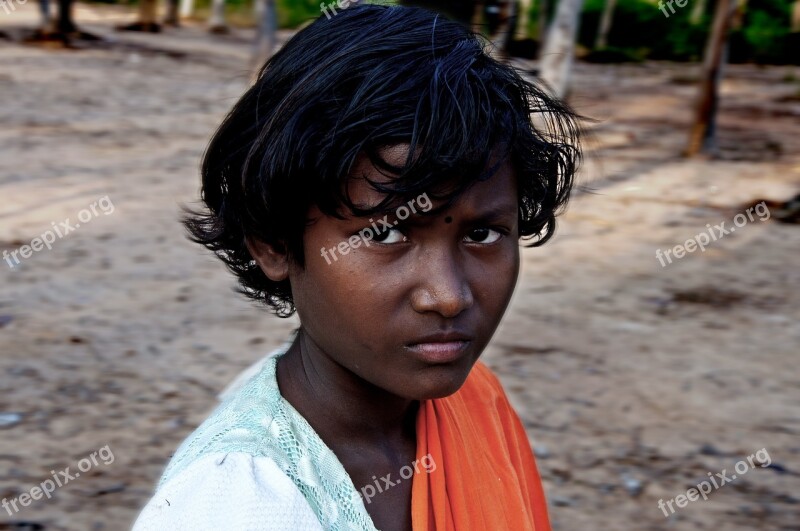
[347, 194, 517, 222]
[391, 202, 518, 226]
[458, 203, 518, 224]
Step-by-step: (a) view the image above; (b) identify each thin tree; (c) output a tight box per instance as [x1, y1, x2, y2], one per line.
[118, 0, 161, 32]
[594, 0, 616, 49]
[792, 0, 800, 31]
[685, 0, 739, 156]
[398, 0, 477, 26]
[39, 0, 52, 30]
[140, 0, 159, 30]
[209, 0, 228, 33]
[515, 0, 533, 39]
[537, 0, 549, 40]
[56, 0, 77, 33]
[49, 0, 97, 39]
[164, 0, 180, 26]
[252, 0, 277, 75]
[485, 1, 518, 58]
[690, 0, 707, 24]
[179, 0, 194, 19]
[23, 0, 101, 43]
[538, 0, 585, 98]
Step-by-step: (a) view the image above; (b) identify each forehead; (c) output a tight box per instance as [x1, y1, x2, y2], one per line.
[345, 144, 516, 213]
[346, 144, 415, 202]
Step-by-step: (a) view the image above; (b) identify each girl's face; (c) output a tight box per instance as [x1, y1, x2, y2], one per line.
[289, 145, 520, 400]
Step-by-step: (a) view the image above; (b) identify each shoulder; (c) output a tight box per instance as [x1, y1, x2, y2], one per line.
[157, 355, 283, 486]
[133, 452, 323, 531]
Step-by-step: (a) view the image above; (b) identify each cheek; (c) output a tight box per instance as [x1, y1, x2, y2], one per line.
[292, 237, 395, 336]
[474, 245, 519, 309]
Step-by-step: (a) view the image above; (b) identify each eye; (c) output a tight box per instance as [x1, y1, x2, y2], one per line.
[464, 227, 503, 244]
[372, 226, 407, 244]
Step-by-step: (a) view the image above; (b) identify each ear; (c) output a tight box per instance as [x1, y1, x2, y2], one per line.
[246, 237, 289, 282]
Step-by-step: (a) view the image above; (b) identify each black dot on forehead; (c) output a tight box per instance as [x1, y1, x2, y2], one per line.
[444, 216, 453, 224]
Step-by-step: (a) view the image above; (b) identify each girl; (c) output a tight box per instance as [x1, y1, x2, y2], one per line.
[134, 4, 580, 530]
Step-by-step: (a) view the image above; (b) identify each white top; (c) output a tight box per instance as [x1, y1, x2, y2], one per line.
[133, 452, 324, 530]
[133, 334, 377, 531]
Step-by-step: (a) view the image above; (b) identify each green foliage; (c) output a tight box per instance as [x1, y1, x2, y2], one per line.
[281, 0, 397, 28]
[84, 0, 395, 29]
[579, 0, 798, 64]
[277, 0, 321, 28]
[522, 0, 552, 39]
[579, 0, 707, 61]
[197, 0, 320, 28]
[88, 0, 796, 62]
[730, 0, 795, 63]
[583, 45, 645, 62]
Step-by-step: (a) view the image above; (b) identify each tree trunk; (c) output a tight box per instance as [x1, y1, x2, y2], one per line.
[179, 0, 194, 18]
[399, 1, 477, 25]
[732, 0, 747, 29]
[685, 0, 738, 157]
[39, 0, 52, 29]
[690, 0, 707, 24]
[594, 0, 615, 49]
[139, 0, 158, 25]
[117, 0, 160, 31]
[537, 0, 549, 40]
[515, 0, 533, 39]
[209, 0, 228, 33]
[164, 0, 180, 25]
[252, 0, 277, 74]
[791, 0, 800, 32]
[538, 0, 585, 98]
[56, 0, 77, 33]
[485, 1, 517, 58]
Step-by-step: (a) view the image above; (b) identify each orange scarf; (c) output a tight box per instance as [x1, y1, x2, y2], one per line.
[411, 361, 551, 531]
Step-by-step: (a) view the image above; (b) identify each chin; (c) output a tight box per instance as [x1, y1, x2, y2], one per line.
[409, 367, 472, 400]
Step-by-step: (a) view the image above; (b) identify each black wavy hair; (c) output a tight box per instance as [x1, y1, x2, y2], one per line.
[184, 3, 582, 317]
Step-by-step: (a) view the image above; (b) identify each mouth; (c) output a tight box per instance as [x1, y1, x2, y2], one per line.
[405, 331, 474, 364]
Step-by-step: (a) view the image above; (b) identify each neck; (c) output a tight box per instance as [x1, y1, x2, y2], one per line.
[276, 329, 418, 447]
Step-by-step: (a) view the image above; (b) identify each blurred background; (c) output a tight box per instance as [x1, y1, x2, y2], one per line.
[0, 0, 798, 529]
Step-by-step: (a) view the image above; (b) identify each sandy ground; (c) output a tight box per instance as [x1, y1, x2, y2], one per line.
[0, 3, 799, 530]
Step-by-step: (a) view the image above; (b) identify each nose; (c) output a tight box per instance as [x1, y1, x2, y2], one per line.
[409, 245, 474, 319]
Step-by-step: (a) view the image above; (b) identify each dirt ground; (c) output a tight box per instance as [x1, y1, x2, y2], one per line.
[1, 3, 798, 530]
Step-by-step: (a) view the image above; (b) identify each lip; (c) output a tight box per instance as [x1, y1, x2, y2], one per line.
[406, 331, 474, 364]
